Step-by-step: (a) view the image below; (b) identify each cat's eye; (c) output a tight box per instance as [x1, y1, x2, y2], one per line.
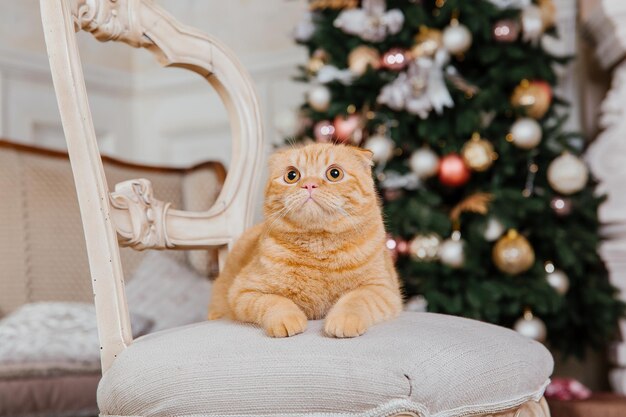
[284, 168, 301, 184]
[326, 166, 344, 182]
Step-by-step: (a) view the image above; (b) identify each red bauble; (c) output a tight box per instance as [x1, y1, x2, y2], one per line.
[381, 48, 408, 71]
[438, 153, 471, 187]
[313, 120, 335, 142]
[333, 114, 362, 143]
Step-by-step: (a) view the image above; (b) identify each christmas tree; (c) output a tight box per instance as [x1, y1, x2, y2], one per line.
[285, 0, 624, 356]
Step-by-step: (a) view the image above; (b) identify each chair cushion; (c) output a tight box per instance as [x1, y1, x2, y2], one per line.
[98, 312, 553, 417]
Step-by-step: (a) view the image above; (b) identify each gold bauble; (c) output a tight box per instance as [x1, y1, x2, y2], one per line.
[538, 0, 556, 29]
[510, 80, 552, 119]
[307, 49, 329, 75]
[309, 0, 358, 10]
[461, 133, 496, 172]
[409, 233, 441, 262]
[348, 46, 381, 76]
[492, 229, 535, 275]
[410, 27, 443, 59]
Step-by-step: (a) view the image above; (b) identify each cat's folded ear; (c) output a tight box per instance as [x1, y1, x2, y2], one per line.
[350, 147, 374, 168]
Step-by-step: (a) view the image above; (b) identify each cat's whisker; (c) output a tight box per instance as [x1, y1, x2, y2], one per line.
[315, 195, 363, 235]
[263, 197, 302, 237]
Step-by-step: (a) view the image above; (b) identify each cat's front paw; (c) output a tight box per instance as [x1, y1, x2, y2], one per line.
[207, 310, 224, 320]
[264, 309, 308, 338]
[324, 312, 368, 338]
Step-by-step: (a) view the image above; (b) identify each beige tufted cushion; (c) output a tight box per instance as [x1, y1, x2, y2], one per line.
[0, 140, 224, 317]
[98, 313, 553, 417]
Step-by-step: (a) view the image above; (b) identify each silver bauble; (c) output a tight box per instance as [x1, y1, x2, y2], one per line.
[439, 237, 465, 268]
[364, 134, 394, 163]
[514, 311, 547, 342]
[307, 85, 331, 112]
[484, 217, 505, 242]
[546, 269, 570, 295]
[547, 153, 589, 195]
[409, 148, 440, 179]
[443, 22, 473, 55]
[509, 118, 542, 149]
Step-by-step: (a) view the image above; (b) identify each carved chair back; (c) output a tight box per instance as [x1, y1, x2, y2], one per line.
[40, 0, 264, 372]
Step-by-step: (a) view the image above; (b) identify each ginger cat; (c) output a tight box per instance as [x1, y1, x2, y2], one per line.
[208, 143, 403, 338]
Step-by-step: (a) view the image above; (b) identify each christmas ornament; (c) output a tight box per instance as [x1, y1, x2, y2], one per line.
[378, 50, 453, 119]
[313, 120, 335, 142]
[450, 192, 493, 221]
[545, 378, 592, 401]
[545, 262, 570, 295]
[333, 0, 404, 42]
[508, 118, 542, 149]
[461, 133, 495, 172]
[493, 19, 520, 42]
[484, 217, 505, 242]
[485, 0, 531, 9]
[492, 229, 535, 275]
[521, 5, 544, 43]
[316, 65, 355, 85]
[438, 153, 470, 187]
[445, 67, 479, 97]
[404, 295, 428, 312]
[442, 19, 472, 55]
[547, 153, 589, 195]
[307, 85, 331, 112]
[511, 80, 552, 119]
[386, 235, 400, 259]
[409, 147, 440, 179]
[364, 133, 394, 163]
[274, 109, 301, 137]
[307, 49, 329, 75]
[383, 188, 403, 201]
[294, 12, 316, 42]
[538, 0, 556, 29]
[439, 231, 465, 268]
[348, 46, 381, 76]
[381, 48, 408, 71]
[309, 0, 358, 10]
[409, 233, 441, 262]
[550, 196, 572, 216]
[514, 309, 547, 342]
[410, 27, 442, 58]
[333, 114, 362, 143]
[379, 171, 421, 190]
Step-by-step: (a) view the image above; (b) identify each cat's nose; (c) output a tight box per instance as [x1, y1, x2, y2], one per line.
[301, 183, 318, 194]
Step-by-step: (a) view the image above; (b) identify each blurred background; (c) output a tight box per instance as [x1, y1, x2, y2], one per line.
[2, 1, 626, 416]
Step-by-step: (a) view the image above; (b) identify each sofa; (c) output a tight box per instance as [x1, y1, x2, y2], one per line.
[0, 139, 225, 417]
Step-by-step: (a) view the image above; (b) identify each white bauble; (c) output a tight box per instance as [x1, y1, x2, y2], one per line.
[547, 153, 589, 195]
[274, 109, 300, 137]
[307, 85, 331, 112]
[514, 313, 547, 342]
[546, 269, 570, 295]
[409, 147, 440, 178]
[442, 23, 473, 55]
[484, 217, 505, 242]
[439, 238, 465, 268]
[404, 295, 428, 312]
[510, 118, 542, 149]
[364, 134, 394, 163]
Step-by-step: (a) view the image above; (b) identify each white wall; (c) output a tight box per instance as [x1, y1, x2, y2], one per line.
[0, 0, 308, 169]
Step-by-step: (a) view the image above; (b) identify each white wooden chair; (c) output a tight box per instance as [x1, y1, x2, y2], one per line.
[40, 1, 553, 416]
